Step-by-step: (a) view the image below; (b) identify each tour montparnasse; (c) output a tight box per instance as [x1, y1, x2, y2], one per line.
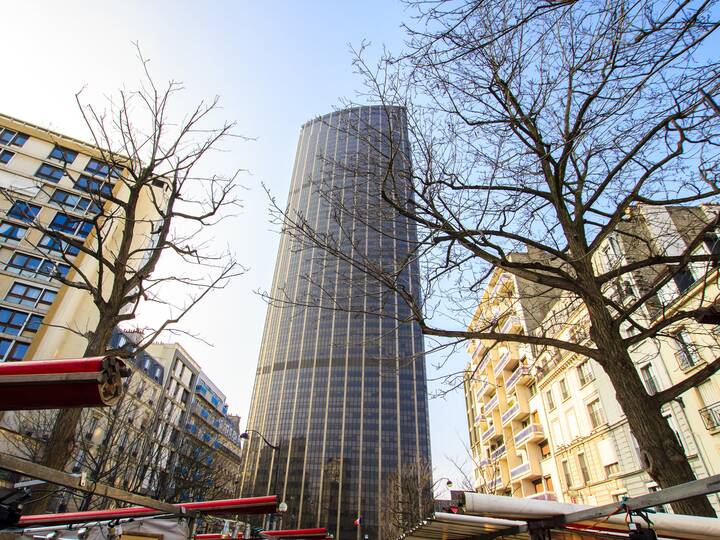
[240, 105, 431, 540]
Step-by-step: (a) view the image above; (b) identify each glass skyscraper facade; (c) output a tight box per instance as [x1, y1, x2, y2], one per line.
[240, 106, 431, 540]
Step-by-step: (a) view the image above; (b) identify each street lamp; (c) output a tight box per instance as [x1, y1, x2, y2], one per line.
[240, 430, 283, 530]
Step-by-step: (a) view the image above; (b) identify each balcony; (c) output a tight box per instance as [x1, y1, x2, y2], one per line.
[481, 424, 496, 443]
[490, 444, 507, 461]
[514, 423, 544, 446]
[699, 401, 720, 431]
[486, 393, 500, 412]
[501, 398, 530, 425]
[494, 351, 511, 376]
[500, 315, 522, 334]
[505, 365, 531, 391]
[510, 460, 541, 481]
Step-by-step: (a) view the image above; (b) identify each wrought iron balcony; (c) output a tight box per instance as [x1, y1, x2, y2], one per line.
[699, 401, 720, 430]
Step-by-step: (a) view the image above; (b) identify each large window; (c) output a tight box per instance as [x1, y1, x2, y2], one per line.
[50, 189, 101, 214]
[75, 175, 113, 196]
[578, 453, 591, 484]
[577, 360, 594, 386]
[0, 221, 27, 242]
[671, 330, 701, 370]
[0, 307, 38, 335]
[85, 158, 119, 178]
[561, 460, 573, 489]
[545, 389, 556, 411]
[559, 378, 570, 401]
[0, 149, 14, 164]
[587, 399, 605, 429]
[0, 128, 29, 147]
[49, 213, 93, 238]
[49, 145, 78, 164]
[39, 234, 80, 256]
[6, 252, 70, 281]
[35, 163, 64, 182]
[8, 201, 40, 223]
[639, 364, 659, 395]
[0, 338, 29, 362]
[5, 282, 55, 308]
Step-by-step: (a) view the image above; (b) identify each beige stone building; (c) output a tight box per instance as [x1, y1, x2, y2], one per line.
[464, 204, 720, 511]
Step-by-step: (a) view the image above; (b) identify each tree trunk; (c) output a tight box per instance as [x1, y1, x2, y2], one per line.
[585, 293, 716, 517]
[22, 323, 116, 515]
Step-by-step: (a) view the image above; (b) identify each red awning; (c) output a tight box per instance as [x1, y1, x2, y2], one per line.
[0, 356, 129, 410]
[18, 496, 278, 527]
[260, 528, 328, 538]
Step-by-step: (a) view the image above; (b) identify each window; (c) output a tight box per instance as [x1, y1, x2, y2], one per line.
[0, 308, 29, 335]
[39, 234, 80, 256]
[604, 463, 619, 477]
[587, 399, 605, 429]
[0, 150, 14, 164]
[639, 364, 659, 395]
[671, 330, 701, 370]
[49, 213, 93, 238]
[85, 158, 119, 178]
[8, 201, 40, 223]
[539, 440, 551, 458]
[0, 128, 29, 147]
[75, 175, 113, 196]
[50, 189, 101, 214]
[49, 145, 78, 164]
[578, 453, 591, 484]
[545, 389, 556, 411]
[577, 360, 594, 386]
[559, 378, 570, 401]
[5, 282, 41, 306]
[561, 460, 573, 488]
[528, 382, 537, 397]
[6, 252, 69, 281]
[0, 221, 27, 242]
[0, 338, 28, 361]
[26, 314, 42, 332]
[35, 163, 64, 182]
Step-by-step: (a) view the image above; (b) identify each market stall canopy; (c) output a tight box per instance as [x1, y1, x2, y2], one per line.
[0, 356, 129, 410]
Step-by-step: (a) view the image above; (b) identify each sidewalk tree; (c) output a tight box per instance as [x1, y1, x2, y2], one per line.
[272, 1, 720, 516]
[1, 49, 244, 513]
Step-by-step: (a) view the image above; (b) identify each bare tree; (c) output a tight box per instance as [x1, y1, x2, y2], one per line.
[1, 49, 245, 513]
[271, 1, 720, 516]
[380, 459, 433, 540]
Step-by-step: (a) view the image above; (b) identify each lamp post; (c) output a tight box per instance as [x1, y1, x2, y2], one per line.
[240, 430, 282, 530]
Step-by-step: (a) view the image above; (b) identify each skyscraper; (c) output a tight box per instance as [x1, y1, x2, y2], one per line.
[240, 106, 431, 540]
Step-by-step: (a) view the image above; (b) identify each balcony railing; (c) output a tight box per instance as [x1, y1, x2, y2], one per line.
[510, 462, 530, 480]
[500, 315, 522, 334]
[481, 424, 496, 442]
[488, 476, 503, 490]
[501, 402, 520, 425]
[486, 393, 499, 412]
[699, 401, 720, 430]
[490, 444, 506, 461]
[527, 491, 557, 501]
[494, 351, 511, 376]
[514, 423, 544, 446]
[505, 365, 530, 391]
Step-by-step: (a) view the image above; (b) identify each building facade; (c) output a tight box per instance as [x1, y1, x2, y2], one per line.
[464, 204, 720, 511]
[240, 106, 431, 540]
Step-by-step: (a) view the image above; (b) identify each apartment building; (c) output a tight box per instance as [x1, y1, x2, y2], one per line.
[464, 254, 561, 500]
[464, 204, 720, 510]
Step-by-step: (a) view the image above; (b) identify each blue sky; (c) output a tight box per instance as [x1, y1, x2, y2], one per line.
[1, 1, 471, 492]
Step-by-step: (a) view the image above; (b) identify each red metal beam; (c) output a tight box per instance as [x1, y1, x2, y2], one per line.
[18, 496, 278, 527]
[0, 356, 129, 410]
[260, 528, 328, 538]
